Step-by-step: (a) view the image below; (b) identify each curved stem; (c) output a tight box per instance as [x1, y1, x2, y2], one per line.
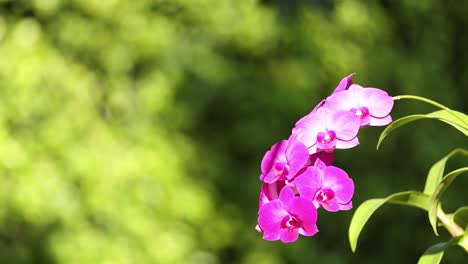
[393, 95, 451, 111]
[437, 207, 468, 253]
[393, 95, 468, 127]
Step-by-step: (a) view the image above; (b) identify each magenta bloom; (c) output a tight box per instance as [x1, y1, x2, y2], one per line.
[295, 159, 354, 212]
[292, 107, 360, 153]
[260, 139, 309, 184]
[325, 84, 394, 127]
[255, 74, 394, 243]
[257, 186, 319, 242]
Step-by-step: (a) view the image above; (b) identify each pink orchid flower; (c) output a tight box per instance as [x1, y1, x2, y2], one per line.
[292, 107, 360, 153]
[325, 84, 394, 127]
[260, 139, 309, 184]
[257, 186, 319, 243]
[295, 159, 354, 212]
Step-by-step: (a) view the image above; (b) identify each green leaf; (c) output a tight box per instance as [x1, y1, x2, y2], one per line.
[349, 191, 430, 252]
[417, 236, 462, 264]
[428, 167, 468, 235]
[453, 206, 468, 232]
[427, 109, 468, 134]
[417, 242, 446, 264]
[423, 149, 468, 195]
[377, 110, 468, 149]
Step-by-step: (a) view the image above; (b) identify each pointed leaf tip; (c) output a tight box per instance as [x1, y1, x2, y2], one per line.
[417, 242, 446, 264]
[428, 167, 468, 235]
[417, 236, 462, 264]
[423, 148, 468, 196]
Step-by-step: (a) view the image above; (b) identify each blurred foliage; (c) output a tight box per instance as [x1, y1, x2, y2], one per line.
[0, 0, 467, 263]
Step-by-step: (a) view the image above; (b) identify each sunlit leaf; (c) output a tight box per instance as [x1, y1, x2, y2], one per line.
[428, 109, 468, 134]
[417, 236, 462, 264]
[423, 148, 468, 195]
[453, 207, 468, 232]
[349, 191, 430, 252]
[377, 110, 468, 149]
[428, 167, 468, 235]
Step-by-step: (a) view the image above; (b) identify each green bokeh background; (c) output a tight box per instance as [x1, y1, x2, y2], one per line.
[0, 0, 467, 263]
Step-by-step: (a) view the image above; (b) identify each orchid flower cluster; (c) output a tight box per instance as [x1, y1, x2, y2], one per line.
[256, 74, 394, 243]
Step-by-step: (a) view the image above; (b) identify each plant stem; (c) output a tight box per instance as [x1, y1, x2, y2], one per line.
[460, 236, 468, 254]
[437, 207, 468, 253]
[437, 208, 464, 236]
[393, 95, 452, 111]
[393, 95, 468, 127]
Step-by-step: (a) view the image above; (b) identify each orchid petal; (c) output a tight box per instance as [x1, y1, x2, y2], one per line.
[313, 158, 327, 170]
[295, 167, 322, 199]
[288, 197, 318, 232]
[339, 201, 353, 211]
[325, 90, 355, 112]
[258, 183, 271, 209]
[322, 166, 354, 204]
[261, 140, 288, 175]
[322, 199, 340, 212]
[263, 170, 281, 184]
[258, 200, 288, 236]
[360, 87, 394, 118]
[279, 186, 295, 204]
[335, 137, 359, 149]
[255, 224, 262, 233]
[285, 141, 309, 178]
[369, 115, 392, 126]
[318, 152, 334, 166]
[299, 226, 319, 237]
[258, 182, 286, 210]
[279, 228, 299, 243]
[332, 73, 355, 94]
[311, 99, 326, 113]
[292, 113, 323, 149]
[328, 110, 360, 141]
[263, 232, 280, 241]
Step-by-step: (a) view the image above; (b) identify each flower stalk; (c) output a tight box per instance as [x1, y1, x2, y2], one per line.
[393, 95, 468, 127]
[437, 207, 468, 253]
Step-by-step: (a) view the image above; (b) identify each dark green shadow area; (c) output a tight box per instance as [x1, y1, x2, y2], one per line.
[0, 209, 58, 264]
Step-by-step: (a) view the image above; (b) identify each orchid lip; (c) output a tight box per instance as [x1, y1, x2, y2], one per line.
[317, 130, 336, 144]
[351, 107, 370, 118]
[281, 215, 302, 230]
[315, 188, 335, 202]
[274, 162, 290, 176]
[267, 182, 279, 200]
